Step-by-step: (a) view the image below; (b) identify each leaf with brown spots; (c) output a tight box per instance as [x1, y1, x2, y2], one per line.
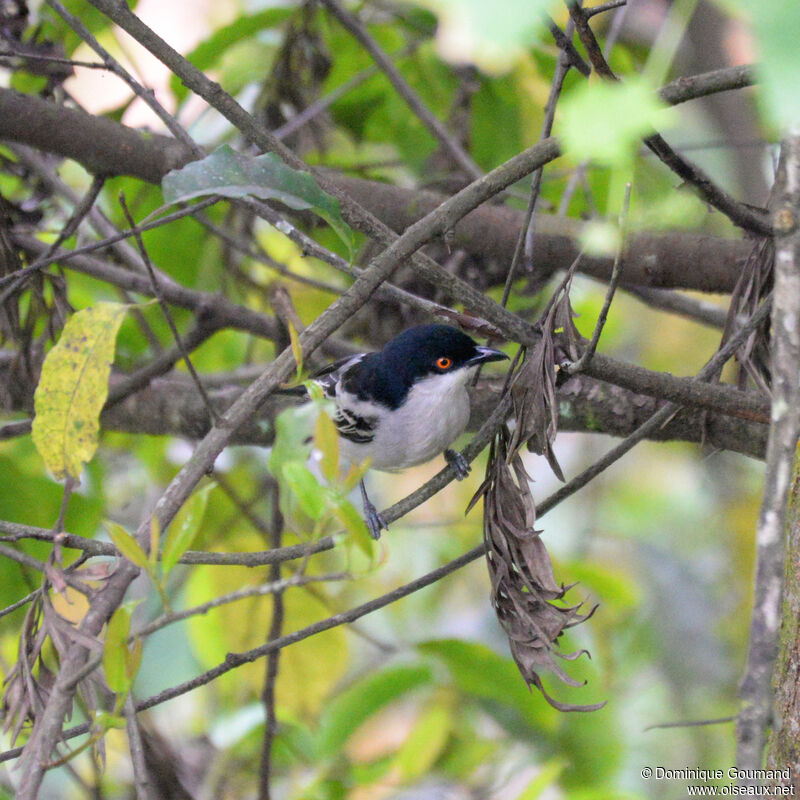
[32, 302, 128, 481]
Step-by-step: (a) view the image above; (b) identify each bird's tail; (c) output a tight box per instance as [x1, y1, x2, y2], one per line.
[273, 385, 309, 398]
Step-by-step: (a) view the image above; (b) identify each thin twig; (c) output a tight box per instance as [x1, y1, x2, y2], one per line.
[565, 1, 771, 236]
[0, 543, 92, 596]
[658, 64, 756, 106]
[567, 1, 616, 79]
[645, 716, 735, 732]
[500, 17, 576, 309]
[272, 41, 419, 141]
[0, 48, 107, 70]
[0, 297, 774, 767]
[124, 693, 152, 800]
[585, 0, 627, 18]
[566, 182, 631, 373]
[0, 589, 40, 621]
[0, 197, 219, 287]
[0, 174, 105, 304]
[258, 480, 284, 800]
[60, 572, 350, 698]
[627, 287, 728, 329]
[45, 0, 199, 152]
[320, 0, 483, 180]
[544, 16, 591, 76]
[118, 194, 221, 425]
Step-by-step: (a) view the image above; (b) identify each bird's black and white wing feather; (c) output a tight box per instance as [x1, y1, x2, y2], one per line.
[308, 353, 380, 446]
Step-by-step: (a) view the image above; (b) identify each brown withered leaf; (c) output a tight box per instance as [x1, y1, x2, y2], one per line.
[508, 278, 582, 481]
[2, 591, 105, 747]
[474, 427, 604, 712]
[721, 236, 773, 393]
[509, 332, 562, 480]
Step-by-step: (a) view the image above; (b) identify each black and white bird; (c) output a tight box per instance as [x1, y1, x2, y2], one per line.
[303, 324, 509, 539]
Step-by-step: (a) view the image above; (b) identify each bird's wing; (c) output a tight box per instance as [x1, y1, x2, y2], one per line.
[311, 353, 367, 398]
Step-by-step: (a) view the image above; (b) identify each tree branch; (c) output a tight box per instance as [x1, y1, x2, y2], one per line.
[737, 135, 800, 773]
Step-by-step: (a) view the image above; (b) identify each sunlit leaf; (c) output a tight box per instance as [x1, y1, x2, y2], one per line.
[416, 0, 555, 74]
[333, 499, 372, 556]
[282, 461, 326, 519]
[162, 145, 353, 255]
[103, 606, 132, 694]
[559, 78, 674, 167]
[93, 711, 128, 731]
[316, 664, 433, 758]
[288, 321, 303, 381]
[314, 411, 339, 484]
[742, 0, 800, 128]
[418, 639, 557, 731]
[269, 403, 318, 475]
[516, 758, 567, 799]
[149, 516, 160, 568]
[162, 483, 214, 575]
[105, 522, 149, 570]
[32, 302, 128, 480]
[127, 637, 143, 685]
[171, 8, 293, 101]
[392, 702, 452, 780]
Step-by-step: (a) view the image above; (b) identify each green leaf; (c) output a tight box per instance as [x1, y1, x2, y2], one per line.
[744, 0, 800, 128]
[92, 711, 127, 732]
[269, 403, 318, 475]
[392, 702, 452, 780]
[103, 605, 132, 694]
[106, 521, 149, 570]
[418, 639, 556, 732]
[316, 664, 433, 757]
[416, 0, 553, 74]
[559, 78, 674, 167]
[171, 8, 292, 101]
[127, 637, 143, 685]
[516, 759, 567, 799]
[161, 484, 214, 575]
[333, 499, 373, 557]
[149, 516, 160, 568]
[162, 145, 353, 255]
[288, 321, 303, 381]
[282, 462, 326, 519]
[314, 411, 339, 484]
[32, 302, 129, 480]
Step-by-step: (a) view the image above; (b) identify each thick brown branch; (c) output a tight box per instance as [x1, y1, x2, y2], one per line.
[0, 88, 752, 293]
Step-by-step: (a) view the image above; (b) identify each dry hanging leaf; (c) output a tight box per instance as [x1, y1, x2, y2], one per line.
[474, 427, 604, 712]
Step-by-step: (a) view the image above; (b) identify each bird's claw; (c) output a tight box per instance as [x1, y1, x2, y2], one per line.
[445, 449, 471, 481]
[363, 499, 388, 540]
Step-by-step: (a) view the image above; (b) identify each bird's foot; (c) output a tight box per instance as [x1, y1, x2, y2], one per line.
[362, 498, 388, 540]
[445, 449, 471, 481]
[359, 478, 388, 540]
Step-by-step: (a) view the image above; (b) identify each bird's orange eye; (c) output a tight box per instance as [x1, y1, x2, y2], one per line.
[436, 357, 452, 370]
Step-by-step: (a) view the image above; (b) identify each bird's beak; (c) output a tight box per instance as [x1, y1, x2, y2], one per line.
[468, 345, 509, 366]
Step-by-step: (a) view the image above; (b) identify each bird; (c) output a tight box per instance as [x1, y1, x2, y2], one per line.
[301, 324, 509, 539]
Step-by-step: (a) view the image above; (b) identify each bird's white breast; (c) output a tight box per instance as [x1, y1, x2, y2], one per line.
[338, 367, 474, 472]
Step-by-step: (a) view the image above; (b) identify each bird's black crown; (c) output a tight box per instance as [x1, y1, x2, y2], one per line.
[344, 324, 505, 409]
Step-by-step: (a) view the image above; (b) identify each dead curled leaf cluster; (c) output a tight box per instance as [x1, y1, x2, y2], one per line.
[473, 279, 605, 711]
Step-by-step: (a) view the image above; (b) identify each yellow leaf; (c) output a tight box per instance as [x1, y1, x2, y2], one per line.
[185, 552, 348, 714]
[288, 321, 303, 380]
[314, 411, 339, 483]
[106, 521, 149, 570]
[392, 702, 452, 780]
[32, 302, 128, 480]
[104, 606, 132, 694]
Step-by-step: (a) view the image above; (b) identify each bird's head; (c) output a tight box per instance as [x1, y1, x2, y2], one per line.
[355, 324, 509, 408]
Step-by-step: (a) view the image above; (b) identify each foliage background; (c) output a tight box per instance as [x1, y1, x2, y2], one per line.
[0, 0, 784, 797]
